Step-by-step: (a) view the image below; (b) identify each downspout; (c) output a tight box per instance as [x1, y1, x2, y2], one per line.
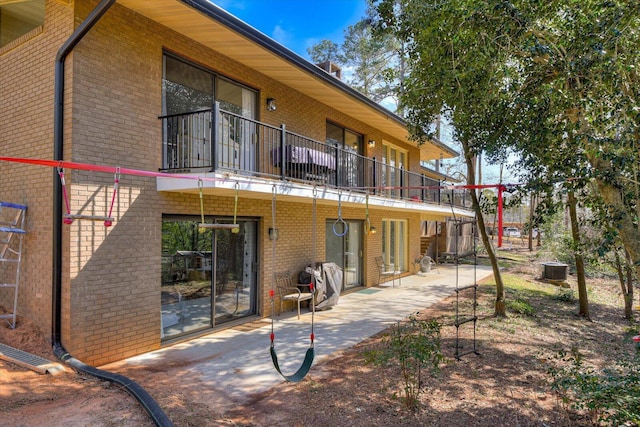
[51, 2, 173, 426]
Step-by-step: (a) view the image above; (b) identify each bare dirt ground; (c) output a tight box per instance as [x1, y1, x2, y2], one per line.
[1, 252, 635, 427]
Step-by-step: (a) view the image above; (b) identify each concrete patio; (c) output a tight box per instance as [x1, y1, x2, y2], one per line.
[105, 263, 493, 406]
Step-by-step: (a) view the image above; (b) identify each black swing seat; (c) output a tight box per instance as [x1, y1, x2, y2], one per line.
[270, 346, 314, 383]
[64, 213, 114, 222]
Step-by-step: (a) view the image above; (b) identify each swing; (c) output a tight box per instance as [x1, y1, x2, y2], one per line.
[58, 166, 117, 227]
[332, 191, 348, 237]
[197, 179, 240, 232]
[269, 185, 316, 382]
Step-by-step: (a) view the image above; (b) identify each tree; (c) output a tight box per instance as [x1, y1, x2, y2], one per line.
[307, 1, 407, 111]
[511, 98, 594, 318]
[506, 0, 640, 281]
[506, 1, 640, 317]
[375, 0, 529, 316]
[340, 18, 398, 103]
[375, 0, 640, 316]
[307, 40, 340, 64]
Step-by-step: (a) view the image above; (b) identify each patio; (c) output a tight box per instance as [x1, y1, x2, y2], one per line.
[106, 264, 494, 410]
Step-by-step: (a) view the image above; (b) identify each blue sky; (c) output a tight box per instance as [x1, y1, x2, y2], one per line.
[209, 1, 511, 181]
[210, 0, 368, 59]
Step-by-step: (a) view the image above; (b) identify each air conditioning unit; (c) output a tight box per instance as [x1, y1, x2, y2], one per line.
[542, 262, 568, 281]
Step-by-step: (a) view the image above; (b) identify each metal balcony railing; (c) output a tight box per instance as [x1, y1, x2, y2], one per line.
[159, 103, 471, 209]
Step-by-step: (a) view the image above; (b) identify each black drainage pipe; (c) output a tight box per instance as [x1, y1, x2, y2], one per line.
[52, 2, 172, 426]
[53, 344, 173, 427]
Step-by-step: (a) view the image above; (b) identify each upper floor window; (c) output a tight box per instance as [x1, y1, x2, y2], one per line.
[162, 54, 256, 119]
[326, 121, 364, 188]
[0, 0, 45, 51]
[326, 121, 363, 155]
[161, 54, 258, 171]
[381, 141, 407, 198]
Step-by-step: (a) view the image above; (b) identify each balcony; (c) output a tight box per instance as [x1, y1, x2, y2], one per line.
[159, 103, 470, 209]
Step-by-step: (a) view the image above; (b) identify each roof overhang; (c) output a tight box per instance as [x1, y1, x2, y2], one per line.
[116, 0, 458, 160]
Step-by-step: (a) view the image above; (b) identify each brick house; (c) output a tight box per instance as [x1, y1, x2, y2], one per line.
[0, 0, 472, 365]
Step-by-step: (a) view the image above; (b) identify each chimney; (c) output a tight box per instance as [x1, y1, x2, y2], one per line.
[316, 61, 341, 79]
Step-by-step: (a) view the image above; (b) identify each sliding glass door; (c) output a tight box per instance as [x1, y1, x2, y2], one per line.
[161, 216, 258, 340]
[325, 220, 363, 291]
[162, 54, 258, 171]
[213, 219, 258, 324]
[382, 219, 407, 272]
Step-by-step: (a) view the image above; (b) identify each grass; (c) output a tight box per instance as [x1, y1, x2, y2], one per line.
[479, 272, 557, 298]
[506, 298, 536, 316]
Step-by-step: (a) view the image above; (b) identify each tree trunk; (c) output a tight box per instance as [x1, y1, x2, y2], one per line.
[567, 190, 590, 319]
[528, 194, 534, 251]
[587, 153, 640, 283]
[462, 140, 506, 317]
[614, 250, 633, 320]
[624, 249, 634, 320]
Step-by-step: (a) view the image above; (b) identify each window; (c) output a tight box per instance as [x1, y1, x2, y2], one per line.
[162, 54, 257, 118]
[161, 215, 258, 339]
[161, 54, 258, 170]
[382, 219, 407, 272]
[0, 0, 45, 51]
[326, 121, 364, 188]
[381, 142, 407, 199]
[162, 55, 213, 116]
[326, 121, 363, 153]
[161, 217, 213, 338]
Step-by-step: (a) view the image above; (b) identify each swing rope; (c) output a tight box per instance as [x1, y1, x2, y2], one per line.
[198, 178, 206, 226]
[231, 181, 239, 234]
[57, 165, 117, 226]
[364, 193, 375, 235]
[269, 184, 315, 383]
[197, 178, 240, 230]
[57, 167, 73, 225]
[332, 190, 348, 237]
[104, 168, 120, 227]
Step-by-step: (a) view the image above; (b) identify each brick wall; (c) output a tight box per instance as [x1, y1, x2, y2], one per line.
[1, 0, 429, 365]
[0, 0, 74, 342]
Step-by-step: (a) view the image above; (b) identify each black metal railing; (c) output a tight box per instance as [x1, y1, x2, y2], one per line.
[159, 104, 471, 208]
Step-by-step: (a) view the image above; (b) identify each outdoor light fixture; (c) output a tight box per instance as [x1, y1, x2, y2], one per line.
[368, 140, 376, 148]
[364, 194, 376, 235]
[268, 227, 279, 240]
[365, 221, 377, 235]
[266, 97, 277, 111]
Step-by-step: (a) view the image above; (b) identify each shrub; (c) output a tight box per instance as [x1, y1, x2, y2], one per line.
[546, 348, 640, 426]
[364, 314, 443, 411]
[506, 298, 535, 316]
[552, 288, 576, 304]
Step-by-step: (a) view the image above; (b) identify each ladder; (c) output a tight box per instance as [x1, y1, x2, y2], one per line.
[0, 202, 27, 329]
[453, 217, 480, 360]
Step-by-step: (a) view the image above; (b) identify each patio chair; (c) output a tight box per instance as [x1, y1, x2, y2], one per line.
[375, 256, 401, 287]
[275, 271, 314, 319]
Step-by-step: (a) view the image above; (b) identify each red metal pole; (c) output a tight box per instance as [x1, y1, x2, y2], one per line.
[497, 185, 504, 247]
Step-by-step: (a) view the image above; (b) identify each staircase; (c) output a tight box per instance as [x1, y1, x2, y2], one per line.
[0, 202, 27, 329]
[420, 236, 433, 257]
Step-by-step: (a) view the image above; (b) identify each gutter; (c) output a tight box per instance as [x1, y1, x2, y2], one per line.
[52, 2, 173, 426]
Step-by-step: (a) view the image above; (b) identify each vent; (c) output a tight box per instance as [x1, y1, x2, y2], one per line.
[0, 343, 65, 375]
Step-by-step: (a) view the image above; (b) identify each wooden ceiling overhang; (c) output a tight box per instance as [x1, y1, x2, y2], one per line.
[116, 0, 458, 160]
